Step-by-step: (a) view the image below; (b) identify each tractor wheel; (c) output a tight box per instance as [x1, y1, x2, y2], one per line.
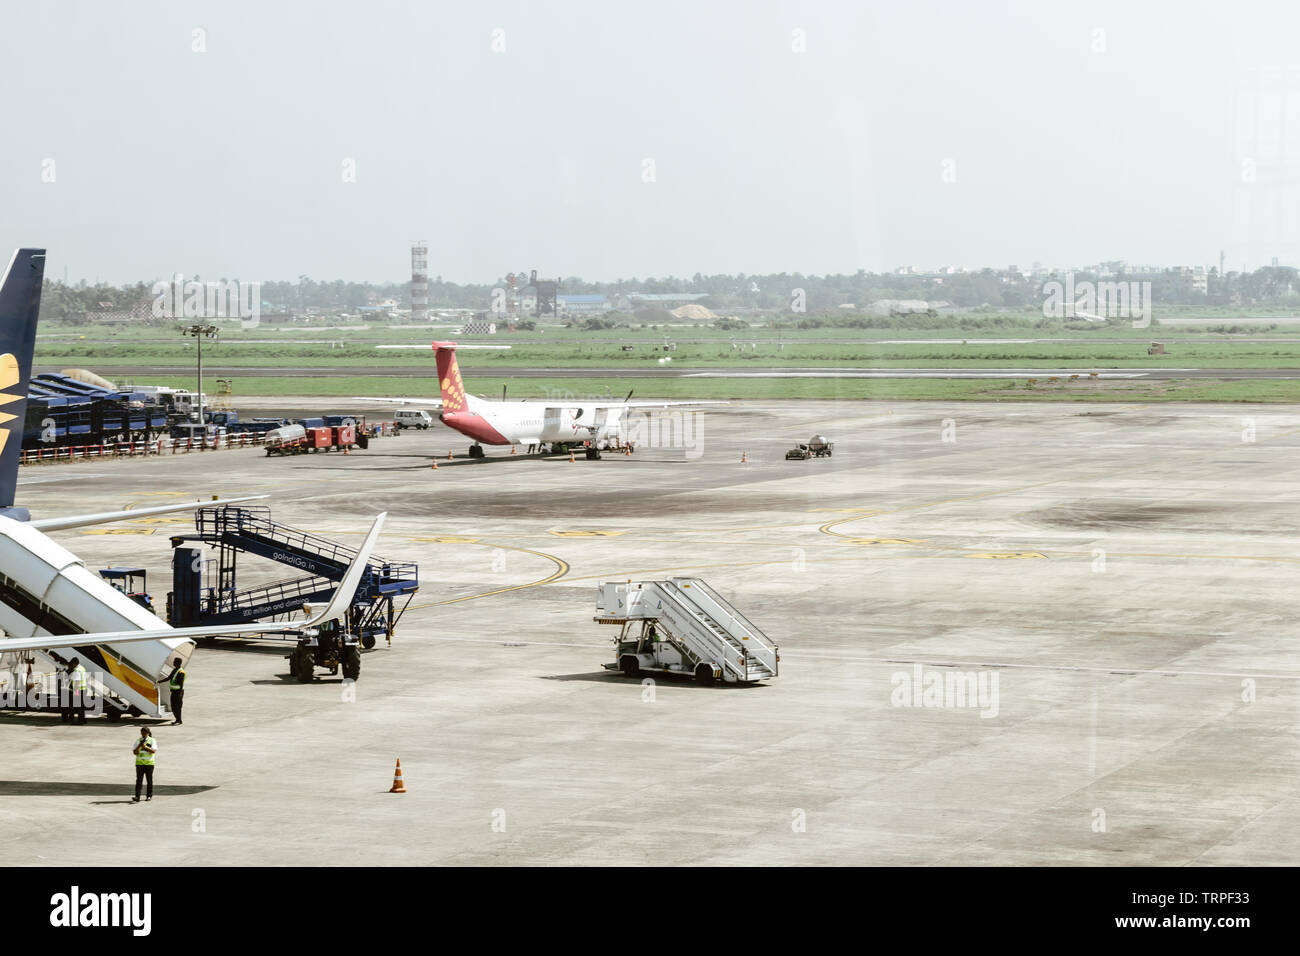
[293, 647, 315, 683]
[105, 707, 123, 722]
[361, 633, 377, 650]
[342, 647, 361, 681]
[695, 663, 716, 686]
[620, 656, 640, 679]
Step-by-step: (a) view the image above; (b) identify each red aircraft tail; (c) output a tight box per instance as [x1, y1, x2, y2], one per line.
[432, 341, 467, 413]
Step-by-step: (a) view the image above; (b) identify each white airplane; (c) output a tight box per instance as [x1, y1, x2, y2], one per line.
[358, 340, 723, 459]
[0, 248, 386, 718]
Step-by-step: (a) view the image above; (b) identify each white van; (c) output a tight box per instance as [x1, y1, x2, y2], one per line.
[394, 408, 435, 430]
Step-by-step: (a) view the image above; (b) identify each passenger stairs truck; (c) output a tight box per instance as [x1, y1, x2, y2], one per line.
[168, 505, 419, 682]
[595, 578, 778, 685]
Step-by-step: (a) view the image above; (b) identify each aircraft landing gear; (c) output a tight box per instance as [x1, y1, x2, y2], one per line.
[585, 447, 602, 460]
[468, 444, 485, 459]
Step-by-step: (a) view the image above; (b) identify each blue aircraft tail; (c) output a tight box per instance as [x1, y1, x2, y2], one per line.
[0, 248, 46, 512]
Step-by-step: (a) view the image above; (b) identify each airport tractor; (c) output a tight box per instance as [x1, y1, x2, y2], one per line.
[595, 578, 779, 685]
[785, 434, 833, 460]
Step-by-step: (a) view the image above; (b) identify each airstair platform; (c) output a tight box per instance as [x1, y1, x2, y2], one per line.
[168, 506, 418, 644]
[595, 577, 778, 683]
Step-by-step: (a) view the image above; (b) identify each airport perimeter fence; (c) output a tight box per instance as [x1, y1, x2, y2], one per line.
[18, 422, 398, 466]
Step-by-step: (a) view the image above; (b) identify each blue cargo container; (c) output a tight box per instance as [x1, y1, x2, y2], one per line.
[22, 374, 169, 449]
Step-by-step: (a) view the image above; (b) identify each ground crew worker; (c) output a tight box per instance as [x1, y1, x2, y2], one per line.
[62, 658, 88, 724]
[59, 660, 73, 723]
[166, 657, 186, 725]
[132, 726, 157, 802]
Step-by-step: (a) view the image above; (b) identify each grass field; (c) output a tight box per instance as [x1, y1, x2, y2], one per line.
[35, 332, 1300, 369]
[112, 372, 1300, 404]
[36, 318, 1300, 403]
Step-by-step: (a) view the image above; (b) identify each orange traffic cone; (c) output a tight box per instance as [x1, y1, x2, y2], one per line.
[448, 451, 453, 460]
[431, 458, 438, 469]
[569, 450, 576, 463]
[741, 451, 748, 463]
[511, 445, 516, 455]
[389, 758, 407, 793]
[343, 445, 349, 456]
[624, 446, 631, 456]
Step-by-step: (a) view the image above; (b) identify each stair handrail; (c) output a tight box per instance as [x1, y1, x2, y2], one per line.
[648, 582, 748, 678]
[668, 578, 778, 676]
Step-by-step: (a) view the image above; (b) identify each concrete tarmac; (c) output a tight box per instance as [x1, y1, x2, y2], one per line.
[3, 399, 1299, 865]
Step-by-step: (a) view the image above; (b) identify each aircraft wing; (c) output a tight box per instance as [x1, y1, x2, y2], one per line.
[597, 400, 728, 409]
[30, 495, 270, 532]
[0, 513, 386, 654]
[374, 344, 511, 350]
[351, 396, 443, 407]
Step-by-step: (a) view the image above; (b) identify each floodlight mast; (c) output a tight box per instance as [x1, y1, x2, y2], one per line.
[181, 323, 218, 422]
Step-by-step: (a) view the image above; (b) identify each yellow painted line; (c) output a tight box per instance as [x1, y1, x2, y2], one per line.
[412, 535, 481, 544]
[1048, 548, 1300, 565]
[654, 521, 820, 535]
[80, 528, 154, 535]
[819, 477, 1070, 538]
[847, 537, 927, 546]
[963, 551, 1046, 560]
[404, 541, 570, 609]
[549, 530, 626, 537]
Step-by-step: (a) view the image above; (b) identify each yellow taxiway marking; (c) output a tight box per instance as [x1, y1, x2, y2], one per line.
[80, 528, 154, 535]
[403, 541, 570, 609]
[819, 477, 1070, 538]
[549, 530, 626, 537]
[847, 537, 927, 546]
[963, 551, 1046, 559]
[413, 535, 481, 544]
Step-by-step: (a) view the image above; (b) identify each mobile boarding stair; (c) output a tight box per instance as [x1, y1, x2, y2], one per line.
[595, 578, 779, 685]
[168, 505, 419, 649]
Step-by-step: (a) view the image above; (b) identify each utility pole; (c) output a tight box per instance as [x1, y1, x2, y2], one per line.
[181, 324, 218, 422]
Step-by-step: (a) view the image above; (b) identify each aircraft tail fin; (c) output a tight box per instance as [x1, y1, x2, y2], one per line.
[0, 248, 46, 510]
[432, 341, 468, 412]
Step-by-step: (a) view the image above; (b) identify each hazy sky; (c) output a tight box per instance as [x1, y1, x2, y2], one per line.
[3, 0, 1299, 284]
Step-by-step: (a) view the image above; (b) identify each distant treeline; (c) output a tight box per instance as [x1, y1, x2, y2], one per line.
[37, 265, 1300, 323]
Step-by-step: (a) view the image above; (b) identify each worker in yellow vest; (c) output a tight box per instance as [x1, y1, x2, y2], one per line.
[166, 657, 186, 725]
[62, 658, 88, 724]
[132, 726, 157, 802]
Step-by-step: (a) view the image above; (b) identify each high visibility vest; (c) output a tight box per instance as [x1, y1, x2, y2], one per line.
[135, 737, 156, 766]
[169, 668, 186, 691]
[70, 665, 88, 692]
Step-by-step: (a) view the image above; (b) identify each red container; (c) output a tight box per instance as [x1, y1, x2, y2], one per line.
[308, 427, 333, 448]
[332, 425, 356, 448]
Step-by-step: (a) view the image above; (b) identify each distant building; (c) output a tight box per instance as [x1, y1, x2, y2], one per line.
[869, 298, 945, 316]
[556, 294, 608, 314]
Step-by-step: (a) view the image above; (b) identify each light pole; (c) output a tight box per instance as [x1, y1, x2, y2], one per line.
[181, 324, 218, 422]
